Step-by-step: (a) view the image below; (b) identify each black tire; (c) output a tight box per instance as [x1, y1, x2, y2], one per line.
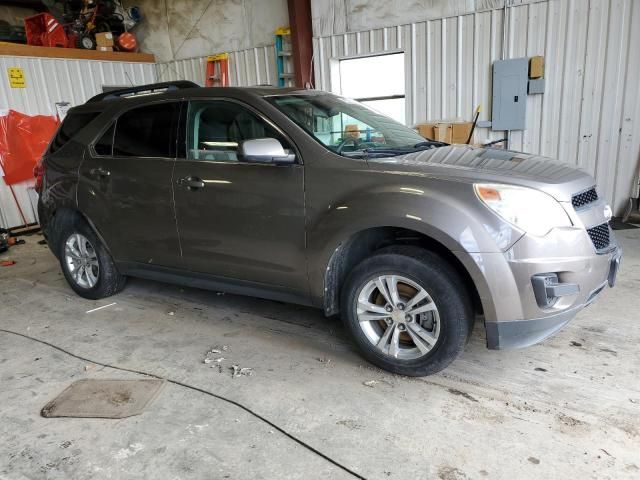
[76, 33, 96, 50]
[340, 246, 474, 376]
[57, 217, 126, 300]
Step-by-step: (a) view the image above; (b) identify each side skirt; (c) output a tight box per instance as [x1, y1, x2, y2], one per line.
[117, 262, 315, 307]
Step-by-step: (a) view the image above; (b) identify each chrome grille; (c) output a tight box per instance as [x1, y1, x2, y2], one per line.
[572, 187, 598, 209]
[587, 223, 610, 251]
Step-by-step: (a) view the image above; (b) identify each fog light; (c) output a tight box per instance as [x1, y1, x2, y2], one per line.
[532, 273, 580, 308]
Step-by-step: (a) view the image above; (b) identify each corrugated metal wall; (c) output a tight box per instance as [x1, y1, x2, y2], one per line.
[0, 56, 156, 228]
[312, 0, 640, 214]
[156, 45, 279, 87]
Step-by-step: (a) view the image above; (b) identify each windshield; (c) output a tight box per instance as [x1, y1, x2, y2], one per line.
[267, 93, 444, 158]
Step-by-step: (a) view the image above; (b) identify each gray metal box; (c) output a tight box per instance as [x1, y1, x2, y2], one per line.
[491, 58, 528, 131]
[528, 78, 545, 94]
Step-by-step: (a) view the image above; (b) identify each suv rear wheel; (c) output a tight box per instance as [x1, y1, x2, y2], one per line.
[58, 218, 126, 300]
[341, 246, 473, 376]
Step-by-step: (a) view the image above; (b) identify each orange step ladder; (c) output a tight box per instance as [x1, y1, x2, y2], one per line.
[205, 53, 229, 87]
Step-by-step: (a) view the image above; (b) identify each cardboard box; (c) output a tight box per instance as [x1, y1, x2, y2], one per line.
[95, 32, 114, 47]
[97, 46, 114, 52]
[529, 55, 544, 79]
[416, 122, 474, 144]
[416, 123, 437, 140]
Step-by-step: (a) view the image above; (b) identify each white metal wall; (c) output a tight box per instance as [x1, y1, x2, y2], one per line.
[312, 0, 640, 214]
[0, 56, 156, 228]
[156, 45, 279, 87]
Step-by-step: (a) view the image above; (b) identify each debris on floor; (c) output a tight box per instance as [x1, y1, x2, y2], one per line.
[41, 379, 165, 419]
[0, 260, 16, 267]
[0, 228, 9, 253]
[203, 345, 229, 366]
[363, 380, 379, 388]
[231, 365, 253, 378]
[317, 356, 331, 364]
[86, 302, 117, 314]
[0, 227, 27, 254]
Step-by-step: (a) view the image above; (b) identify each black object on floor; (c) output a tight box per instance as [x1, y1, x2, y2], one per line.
[611, 217, 639, 230]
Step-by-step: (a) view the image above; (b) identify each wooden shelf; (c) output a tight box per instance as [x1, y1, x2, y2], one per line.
[0, 42, 155, 63]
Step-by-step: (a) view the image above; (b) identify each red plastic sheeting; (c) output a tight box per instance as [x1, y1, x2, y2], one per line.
[0, 110, 59, 185]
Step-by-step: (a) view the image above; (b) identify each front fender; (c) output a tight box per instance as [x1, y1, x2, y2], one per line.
[306, 181, 523, 320]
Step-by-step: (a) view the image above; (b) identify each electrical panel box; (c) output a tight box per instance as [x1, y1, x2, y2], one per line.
[491, 58, 528, 131]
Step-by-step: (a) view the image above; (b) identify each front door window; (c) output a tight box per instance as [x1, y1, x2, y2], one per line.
[186, 101, 292, 162]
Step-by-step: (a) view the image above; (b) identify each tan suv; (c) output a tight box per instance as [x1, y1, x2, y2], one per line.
[38, 81, 621, 376]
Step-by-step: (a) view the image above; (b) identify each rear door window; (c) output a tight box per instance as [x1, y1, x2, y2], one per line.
[49, 111, 100, 153]
[113, 102, 180, 158]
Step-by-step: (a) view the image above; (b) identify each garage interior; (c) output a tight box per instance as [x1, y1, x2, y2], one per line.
[1, 0, 639, 479]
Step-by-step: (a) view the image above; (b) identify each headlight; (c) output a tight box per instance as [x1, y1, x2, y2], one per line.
[474, 183, 572, 236]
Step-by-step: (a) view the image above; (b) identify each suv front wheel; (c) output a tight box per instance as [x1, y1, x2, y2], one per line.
[341, 246, 474, 376]
[58, 218, 126, 300]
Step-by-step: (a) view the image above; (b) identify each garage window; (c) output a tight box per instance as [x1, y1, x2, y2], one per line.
[113, 103, 180, 158]
[338, 53, 405, 124]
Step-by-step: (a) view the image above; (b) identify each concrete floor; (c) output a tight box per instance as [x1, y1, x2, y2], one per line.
[1, 231, 639, 480]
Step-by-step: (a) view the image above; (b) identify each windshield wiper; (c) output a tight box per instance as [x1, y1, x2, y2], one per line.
[414, 140, 448, 149]
[344, 142, 448, 159]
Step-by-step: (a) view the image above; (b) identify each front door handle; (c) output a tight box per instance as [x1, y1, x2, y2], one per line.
[177, 176, 205, 190]
[89, 167, 111, 178]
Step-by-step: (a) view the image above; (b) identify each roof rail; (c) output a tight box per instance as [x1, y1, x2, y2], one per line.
[87, 81, 200, 102]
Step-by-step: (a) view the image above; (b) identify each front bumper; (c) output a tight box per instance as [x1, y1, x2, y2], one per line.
[486, 303, 583, 349]
[482, 228, 621, 349]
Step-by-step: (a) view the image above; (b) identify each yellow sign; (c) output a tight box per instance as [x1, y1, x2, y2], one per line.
[8, 67, 25, 88]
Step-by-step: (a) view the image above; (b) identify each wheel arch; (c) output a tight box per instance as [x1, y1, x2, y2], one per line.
[46, 206, 113, 259]
[319, 225, 494, 322]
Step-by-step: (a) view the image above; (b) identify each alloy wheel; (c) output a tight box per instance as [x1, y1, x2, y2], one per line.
[64, 233, 100, 289]
[356, 274, 441, 360]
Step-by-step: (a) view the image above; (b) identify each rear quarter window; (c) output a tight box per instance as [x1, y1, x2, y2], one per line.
[49, 111, 101, 154]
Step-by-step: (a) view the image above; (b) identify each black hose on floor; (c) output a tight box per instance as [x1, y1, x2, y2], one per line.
[0, 328, 367, 480]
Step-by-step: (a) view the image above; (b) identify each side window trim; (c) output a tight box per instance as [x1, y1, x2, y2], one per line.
[181, 97, 302, 166]
[90, 120, 116, 157]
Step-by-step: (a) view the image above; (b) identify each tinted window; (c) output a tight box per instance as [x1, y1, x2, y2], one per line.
[94, 123, 114, 156]
[186, 101, 291, 162]
[113, 102, 179, 157]
[49, 112, 100, 153]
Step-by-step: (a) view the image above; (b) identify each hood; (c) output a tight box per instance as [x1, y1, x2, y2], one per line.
[366, 145, 595, 202]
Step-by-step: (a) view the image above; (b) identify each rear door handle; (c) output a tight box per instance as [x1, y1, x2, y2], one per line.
[89, 167, 111, 178]
[177, 176, 205, 190]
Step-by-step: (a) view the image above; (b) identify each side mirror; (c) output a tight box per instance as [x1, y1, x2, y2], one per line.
[239, 138, 296, 164]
